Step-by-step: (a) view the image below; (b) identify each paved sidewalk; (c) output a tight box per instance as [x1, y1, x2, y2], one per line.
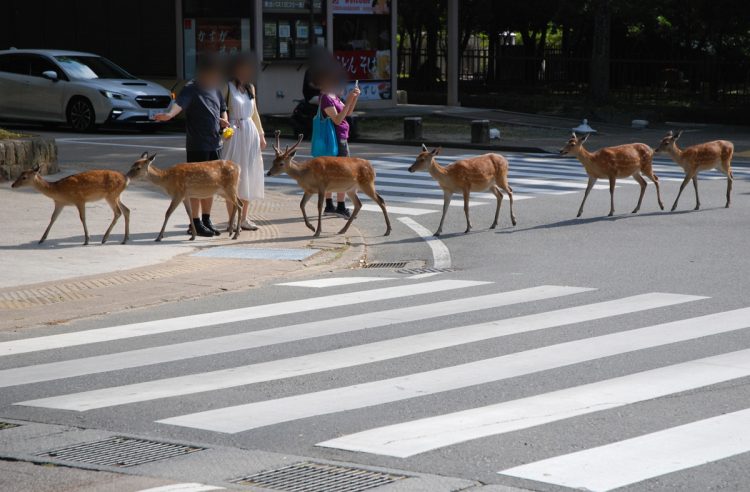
[0, 176, 365, 331]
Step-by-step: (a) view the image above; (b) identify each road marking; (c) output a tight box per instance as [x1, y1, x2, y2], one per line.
[359, 203, 435, 216]
[499, 408, 750, 491]
[5, 286, 579, 390]
[137, 484, 224, 492]
[18, 287, 601, 410]
[398, 217, 451, 269]
[407, 272, 442, 279]
[277, 277, 395, 288]
[0, 280, 486, 357]
[318, 347, 750, 458]
[160, 296, 719, 434]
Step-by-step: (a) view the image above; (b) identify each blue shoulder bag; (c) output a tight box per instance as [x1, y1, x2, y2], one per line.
[311, 103, 339, 157]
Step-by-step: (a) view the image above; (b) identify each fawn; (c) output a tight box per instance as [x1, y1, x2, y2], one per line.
[408, 145, 516, 236]
[12, 166, 130, 245]
[266, 132, 391, 237]
[561, 133, 664, 217]
[127, 153, 242, 241]
[655, 130, 734, 211]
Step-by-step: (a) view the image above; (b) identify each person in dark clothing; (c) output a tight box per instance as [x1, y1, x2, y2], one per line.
[154, 54, 229, 237]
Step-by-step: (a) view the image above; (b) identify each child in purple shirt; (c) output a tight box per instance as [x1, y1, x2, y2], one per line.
[317, 71, 361, 217]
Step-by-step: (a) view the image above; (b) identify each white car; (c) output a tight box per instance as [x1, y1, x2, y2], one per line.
[0, 49, 173, 131]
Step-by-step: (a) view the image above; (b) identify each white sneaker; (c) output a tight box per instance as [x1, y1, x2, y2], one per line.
[241, 219, 259, 231]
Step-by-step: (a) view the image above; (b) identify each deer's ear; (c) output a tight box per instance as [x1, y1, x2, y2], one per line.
[148, 153, 157, 162]
[579, 133, 590, 144]
[289, 150, 297, 158]
[674, 130, 683, 141]
[421, 143, 428, 152]
[140, 151, 149, 159]
[431, 147, 442, 156]
[571, 132, 577, 140]
[32, 164, 40, 173]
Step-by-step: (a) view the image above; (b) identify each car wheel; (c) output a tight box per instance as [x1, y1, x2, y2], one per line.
[66, 98, 97, 132]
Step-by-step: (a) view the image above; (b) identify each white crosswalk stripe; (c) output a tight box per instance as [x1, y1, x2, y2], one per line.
[498, 407, 750, 491]
[6, 275, 750, 489]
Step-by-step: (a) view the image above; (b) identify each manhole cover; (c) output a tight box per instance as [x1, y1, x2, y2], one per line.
[0, 421, 19, 430]
[36, 437, 204, 467]
[192, 247, 319, 261]
[363, 262, 409, 269]
[231, 461, 407, 492]
[397, 267, 455, 275]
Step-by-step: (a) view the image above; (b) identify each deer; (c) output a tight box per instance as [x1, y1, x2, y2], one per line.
[654, 130, 734, 211]
[126, 152, 242, 241]
[266, 131, 391, 238]
[11, 165, 130, 245]
[560, 133, 664, 218]
[408, 145, 516, 237]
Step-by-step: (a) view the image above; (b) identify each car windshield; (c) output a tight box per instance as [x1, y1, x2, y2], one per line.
[54, 55, 135, 80]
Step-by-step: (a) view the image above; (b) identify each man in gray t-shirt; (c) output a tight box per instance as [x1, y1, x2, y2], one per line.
[155, 55, 229, 237]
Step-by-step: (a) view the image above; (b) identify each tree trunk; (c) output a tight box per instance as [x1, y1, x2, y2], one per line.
[590, 0, 611, 103]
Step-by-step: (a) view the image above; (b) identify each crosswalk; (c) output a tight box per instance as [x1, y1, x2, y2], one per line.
[264, 152, 750, 216]
[3, 276, 750, 491]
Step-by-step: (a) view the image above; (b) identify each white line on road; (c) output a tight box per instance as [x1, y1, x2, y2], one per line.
[318, 346, 750, 458]
[360, 203, 436, 216]
[398, 217, 451, 268]
[277, 277, 395, 288]
[499, 408, 750, 491]
[157, 295, 715, 434]
[3, 286, 578, 389]
[136, 484, 224, 492]
[17, 287, 598, 410]
[0, 280, 486, 357]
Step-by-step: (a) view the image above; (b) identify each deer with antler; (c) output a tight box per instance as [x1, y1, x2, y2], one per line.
[12, 166, 131, 245]
[655, 130, 734, 211]
[408, 145, 517, 236]
[560, 133, 664, 217]
[127, 152, 242, 241]
[266, 131, 391, 237]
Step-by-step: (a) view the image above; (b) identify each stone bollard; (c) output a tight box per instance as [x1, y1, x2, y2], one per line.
[471, 120, 490, 144]
[404, 117, 423, 141]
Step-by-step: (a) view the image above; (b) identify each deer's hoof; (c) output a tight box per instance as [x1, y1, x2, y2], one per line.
[489, 224, 497, 230]
[511, 218, 517, 226]
[384, 229, 391, 237]
[306, 224, 316, 232]
[433, 232, 441, 237]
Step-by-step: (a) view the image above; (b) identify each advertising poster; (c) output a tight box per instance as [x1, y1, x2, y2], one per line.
[195, 19, 242, 55]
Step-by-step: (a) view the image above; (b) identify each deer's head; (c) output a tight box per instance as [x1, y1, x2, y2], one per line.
[654, 130, 682, 153]
[127, 152, 157, 179]
[11, 165, 40, 188]
[559, 132, 589, 155]
[267, 131, 304, 177]
[409, 144, 441, 173]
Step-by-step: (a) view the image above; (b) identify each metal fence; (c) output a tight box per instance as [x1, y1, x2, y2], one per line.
[398, 48, 750, 105]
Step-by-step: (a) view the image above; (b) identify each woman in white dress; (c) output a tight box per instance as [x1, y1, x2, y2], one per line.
[222, 53, 267, 230]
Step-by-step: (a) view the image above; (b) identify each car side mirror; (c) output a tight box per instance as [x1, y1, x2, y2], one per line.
[42, 70, 59, 82]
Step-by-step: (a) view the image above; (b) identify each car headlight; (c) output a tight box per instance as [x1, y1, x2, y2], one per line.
[100, 90, 127, 100]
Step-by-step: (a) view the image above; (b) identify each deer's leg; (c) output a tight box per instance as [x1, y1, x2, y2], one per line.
[632, 174, 647, 214]
[314, 191, 324, 238]
[577, 177, 597, 218]
[607, 176, 617, 216]
[118, 199, 130, 244]
[490, 185, 503, 229]
[359, 183, 392, 236]
[339, 191, 361, 234]
[39, 202, 64, 244]
[183, 199, 197, 241]
[647, 172, 664, 210]
[299, 193, 315, 232]
[75, 203, 89, 245]
[671, 173, 692, 212]
[497, 176, 517, 226]
[156, 196, 182, 242]
[102, 196, 122, 244]
[692, 175, 701, 210]
[231, 195, 242, 240]
[463, 189, 473, 233]
[723, 165, 733, 208]
[435, 190, 452, 237]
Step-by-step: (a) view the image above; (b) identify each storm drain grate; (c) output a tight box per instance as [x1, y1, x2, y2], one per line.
[397, 267, 455, 275]
[231, 461, 407, 492]
[36, 436, 204, 467]
[363, 262, 409, 269]
[0, 421, 19, 430]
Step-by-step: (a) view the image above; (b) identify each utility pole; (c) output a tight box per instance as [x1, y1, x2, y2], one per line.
[447, 0, 459, 106]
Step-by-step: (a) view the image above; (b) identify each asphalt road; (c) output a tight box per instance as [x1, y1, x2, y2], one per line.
[2, 127, 750, 491]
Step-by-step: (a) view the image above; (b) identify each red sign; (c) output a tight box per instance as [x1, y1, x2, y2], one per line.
[195, 19, 242, 55]
[332, 0, 390, 14]
[335, 49, 391, 80]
